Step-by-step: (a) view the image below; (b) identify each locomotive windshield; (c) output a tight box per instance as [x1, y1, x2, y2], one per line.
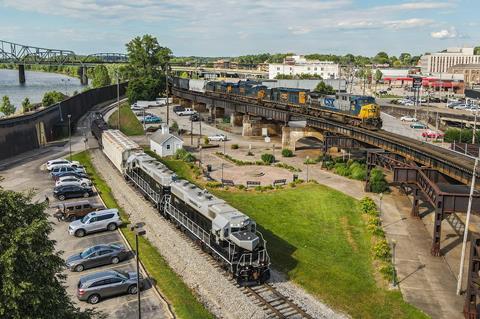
[356, 97, 375, 107]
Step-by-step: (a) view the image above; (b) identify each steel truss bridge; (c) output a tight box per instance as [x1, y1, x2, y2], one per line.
[0, 40, 128, 66]
[171, 85, 480, 317]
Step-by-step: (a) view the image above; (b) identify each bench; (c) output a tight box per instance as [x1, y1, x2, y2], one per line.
[221, 179, 235, 186]
[273, 179, 287, 186]
[246, 181, 261, 187]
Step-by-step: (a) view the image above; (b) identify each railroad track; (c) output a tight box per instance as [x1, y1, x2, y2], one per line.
[240, 284, 314, 319]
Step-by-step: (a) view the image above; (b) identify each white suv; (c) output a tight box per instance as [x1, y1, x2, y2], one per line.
[69, 209, 122, 237]
[46, 159, 80, 171]
[55, 176, 92, 188]
[176, 108, 196, 116]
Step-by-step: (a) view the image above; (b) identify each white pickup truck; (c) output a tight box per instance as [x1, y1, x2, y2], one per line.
[176, 108, 196, 116]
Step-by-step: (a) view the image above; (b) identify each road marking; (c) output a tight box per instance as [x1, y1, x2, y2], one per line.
[93, 293, 156, 311]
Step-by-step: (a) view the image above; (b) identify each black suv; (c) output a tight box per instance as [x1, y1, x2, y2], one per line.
[190, 113, 200, 121]
[53, 185, 94, 201]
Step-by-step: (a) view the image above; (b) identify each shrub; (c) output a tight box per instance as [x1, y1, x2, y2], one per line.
[378, 263, 396, 282]
[203, 137, 210, 145]
[281, 149, 294, 157]
[367, 216, 381, 227]
[174, 148, 188, 160]
[261, 153, 275, 164]
[254, 186, 263, 192]
[373, 240, 391, 260]
[333, 163, 349, 176]
[206, 181, 222, 188]
[350, 164, 367, 181]
[360, 197, 377, 215]
[231, 144, 239, 149]
[370, 168, 389, 193]
[246, 151, 254, 156]
[170, 121, 179, 132]
[367, 224, 385, 237]
[237, 184, 246, 190]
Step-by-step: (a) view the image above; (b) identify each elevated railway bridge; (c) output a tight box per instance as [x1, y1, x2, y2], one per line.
[172, 86, 480, 317]
[0, 40, 128, 84]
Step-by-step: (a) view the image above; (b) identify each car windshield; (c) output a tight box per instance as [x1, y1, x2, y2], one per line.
[80, 215, 90, 224]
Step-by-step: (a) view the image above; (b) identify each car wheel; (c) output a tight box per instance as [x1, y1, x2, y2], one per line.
[58, 195, 65, 201]
[83, 192, 89, 198]
[88, 294, 100, 304]
[111, 256, 120, 264]
[74, 264, 84, 272]
[128, 284, 138, 295]
[107, 223, 117, 231]
[75, 229, 86, 237]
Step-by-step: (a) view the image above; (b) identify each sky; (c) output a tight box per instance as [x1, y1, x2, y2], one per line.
[0, 0, 478, 57]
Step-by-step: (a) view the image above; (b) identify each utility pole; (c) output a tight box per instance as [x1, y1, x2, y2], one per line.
[457, 158, 478, 295]
[68, 114, 72, 159]
[166, 64, 170, 126]
[190, 119, 193, 145]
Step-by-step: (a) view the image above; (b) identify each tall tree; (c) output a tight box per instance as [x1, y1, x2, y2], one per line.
[1, 96, 15, 116]
[399, 52, 412, 65]
[373, 52, 389, 64]
[126, 34, 172, 79]
[0, 189, 100, 319]
[91, 65, 111, 88]
[374, 70, 383, 83]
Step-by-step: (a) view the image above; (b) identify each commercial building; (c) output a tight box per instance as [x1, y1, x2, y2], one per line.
[213, 59, 238, 69]
[419, 47, 480, 74]
[448, 64, 480, 87]
[268, 55, 339, 80]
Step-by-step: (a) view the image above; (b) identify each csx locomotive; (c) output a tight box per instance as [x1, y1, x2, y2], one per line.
[171, 77, 382, 129]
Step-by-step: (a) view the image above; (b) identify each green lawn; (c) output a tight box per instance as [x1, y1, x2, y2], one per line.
[70, 151, 213, 319]
[159, 156, 428, 319]
[108, 102, 144, 136]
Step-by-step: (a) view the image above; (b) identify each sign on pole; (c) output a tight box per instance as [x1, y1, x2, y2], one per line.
[412, 77, 423, 89]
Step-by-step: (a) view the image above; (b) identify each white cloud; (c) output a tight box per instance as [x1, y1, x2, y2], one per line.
[288, 26, 312, 35]
[384, 18, 434, 29]
[431, 27, 458, 39]
[375, 2, 455, 11]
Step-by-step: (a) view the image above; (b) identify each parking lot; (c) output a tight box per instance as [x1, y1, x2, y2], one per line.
[0, 145, 168, 318]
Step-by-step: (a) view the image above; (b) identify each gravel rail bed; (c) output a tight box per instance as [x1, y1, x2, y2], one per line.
[90, 149, 267, 319]
[91, 149, 346, 319]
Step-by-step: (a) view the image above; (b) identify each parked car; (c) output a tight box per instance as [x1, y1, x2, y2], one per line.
[422, 130, 444, 139]
[53, 171, 89, 181]
[176, 108, 196, 116]
[378, 90, 388, 95]
[208, 134, 227, 141]
[68, 209, 122, 237]
[53, 185, 94, 201]
[46, 158, 80, 171]
[77, 270, 143, 304]
[66, 244, 129, 272]
[54, 200, 103, 222]
[51, 165, 86, 178]
[56, 176, 92, 188]
[173, 105, 185, 113]
[141, 115, 162, 124]
[190, 113, 200, 122]
[410, 122, 427, 129]
[400, 115, 417, 122]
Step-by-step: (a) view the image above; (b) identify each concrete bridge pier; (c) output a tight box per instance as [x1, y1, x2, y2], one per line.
[281, 126, 324, 150]
[230, 112, 243, 127]
[80, 66, 88, 85]
[192, 102, 207, 112]
[18, 64, 26, 84]
[242, 115, 282, 137]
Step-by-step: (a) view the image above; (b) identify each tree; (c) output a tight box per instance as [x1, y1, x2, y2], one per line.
[91, 65, 111, 88]
[373, 52, 389, 64]
[21, 98, 31, 113]
[42, 91, 65, 107]
[126, 76, 164, 104]
[0, 189, 99, 319]
[126, 34, 172, 79]
[374, 70, 383, 83]
[314, 81, 335, 95]
[399, 52, 412, 65]
[0, 96, 15, 116]
[475, 47, 480, 55]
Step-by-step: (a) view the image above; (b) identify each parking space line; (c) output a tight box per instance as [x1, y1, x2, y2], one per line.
[67, 262, 136, 278]
[93, 293, 156, 311]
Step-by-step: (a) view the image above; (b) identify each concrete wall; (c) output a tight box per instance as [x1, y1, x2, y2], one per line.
[281, 126, 325, 150]
[0, 83, 127, 161]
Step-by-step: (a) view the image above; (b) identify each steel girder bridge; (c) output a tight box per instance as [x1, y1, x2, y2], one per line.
[0, 40, 128, 84]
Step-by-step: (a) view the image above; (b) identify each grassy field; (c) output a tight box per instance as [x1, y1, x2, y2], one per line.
[108, 102, 144, 136]
[70, 151, 213, 319]
[158, 156, 428, 319]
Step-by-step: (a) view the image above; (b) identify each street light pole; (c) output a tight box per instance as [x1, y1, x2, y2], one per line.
[130, 223, 146, 319]
[457, 158, 478, 295]
[306, 156, 309, 182]
[166, 64, 170, 126]
[68, 114, 72, 159]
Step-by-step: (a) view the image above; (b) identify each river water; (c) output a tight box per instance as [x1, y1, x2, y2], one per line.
[0, 69, 86, 110]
